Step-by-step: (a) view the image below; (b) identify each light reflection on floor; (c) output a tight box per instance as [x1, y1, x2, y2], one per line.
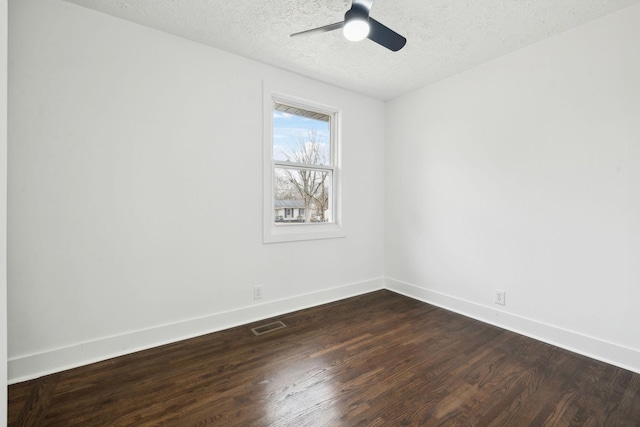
[263, 355, 340, 425]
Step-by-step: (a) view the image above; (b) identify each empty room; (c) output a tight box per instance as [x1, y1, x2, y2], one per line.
[4, 0, 640, 425]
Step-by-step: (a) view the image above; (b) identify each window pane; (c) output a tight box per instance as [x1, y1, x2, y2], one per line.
[273, 103, 330, 166]
[274, 167, 332, 223]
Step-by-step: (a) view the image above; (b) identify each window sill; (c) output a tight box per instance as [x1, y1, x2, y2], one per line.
[263, 222, 346, 244]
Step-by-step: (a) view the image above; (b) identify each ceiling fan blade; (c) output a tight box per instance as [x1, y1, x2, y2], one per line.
[367, 17, 406, 51]
[290, 21, 344, 38]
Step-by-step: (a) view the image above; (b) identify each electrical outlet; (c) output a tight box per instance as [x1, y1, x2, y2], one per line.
[494, 290, 506, 306]
[254, 285, 263, 300]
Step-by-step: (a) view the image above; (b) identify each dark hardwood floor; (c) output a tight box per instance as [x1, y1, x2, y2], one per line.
[8, 290, 640, 426]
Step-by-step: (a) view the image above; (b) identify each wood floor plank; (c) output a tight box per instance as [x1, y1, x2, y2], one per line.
[11, 374, 60, 427]
[8, 290, 640, 426]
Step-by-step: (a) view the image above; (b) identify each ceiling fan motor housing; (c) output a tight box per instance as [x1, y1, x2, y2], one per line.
[345, 3, 370, 22]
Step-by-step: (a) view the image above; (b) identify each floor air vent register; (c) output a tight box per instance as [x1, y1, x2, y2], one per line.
[251, 321, 287, 336]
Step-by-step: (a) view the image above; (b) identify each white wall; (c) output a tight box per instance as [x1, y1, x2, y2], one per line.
[386, 3, 640, 372]
[1, 0, 7, 422]
[8, 0, 385, 381]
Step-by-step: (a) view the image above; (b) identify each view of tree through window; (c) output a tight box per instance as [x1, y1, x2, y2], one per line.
[272, 102, 334, 224]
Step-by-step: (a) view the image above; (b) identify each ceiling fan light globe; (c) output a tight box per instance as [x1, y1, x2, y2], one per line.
[343, 19, 370, 41]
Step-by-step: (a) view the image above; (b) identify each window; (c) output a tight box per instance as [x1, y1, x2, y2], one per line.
[263, 86, 344, 243]
[273, 102, 333, 223]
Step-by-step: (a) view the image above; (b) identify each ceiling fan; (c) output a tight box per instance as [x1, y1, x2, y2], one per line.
[290, 0, 407, 52]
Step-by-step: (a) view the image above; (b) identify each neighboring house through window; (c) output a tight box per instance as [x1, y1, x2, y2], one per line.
[275, 200, 305, 222]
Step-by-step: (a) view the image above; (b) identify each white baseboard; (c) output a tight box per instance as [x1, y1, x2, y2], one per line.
[8, 277, 385, 384]
[385, 277, 640, 375]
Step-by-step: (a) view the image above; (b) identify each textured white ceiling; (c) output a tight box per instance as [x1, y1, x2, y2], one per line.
[65, 0, 640, 100]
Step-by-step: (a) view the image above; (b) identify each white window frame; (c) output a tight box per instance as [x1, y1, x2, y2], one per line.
[263, 83, 344, 243]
